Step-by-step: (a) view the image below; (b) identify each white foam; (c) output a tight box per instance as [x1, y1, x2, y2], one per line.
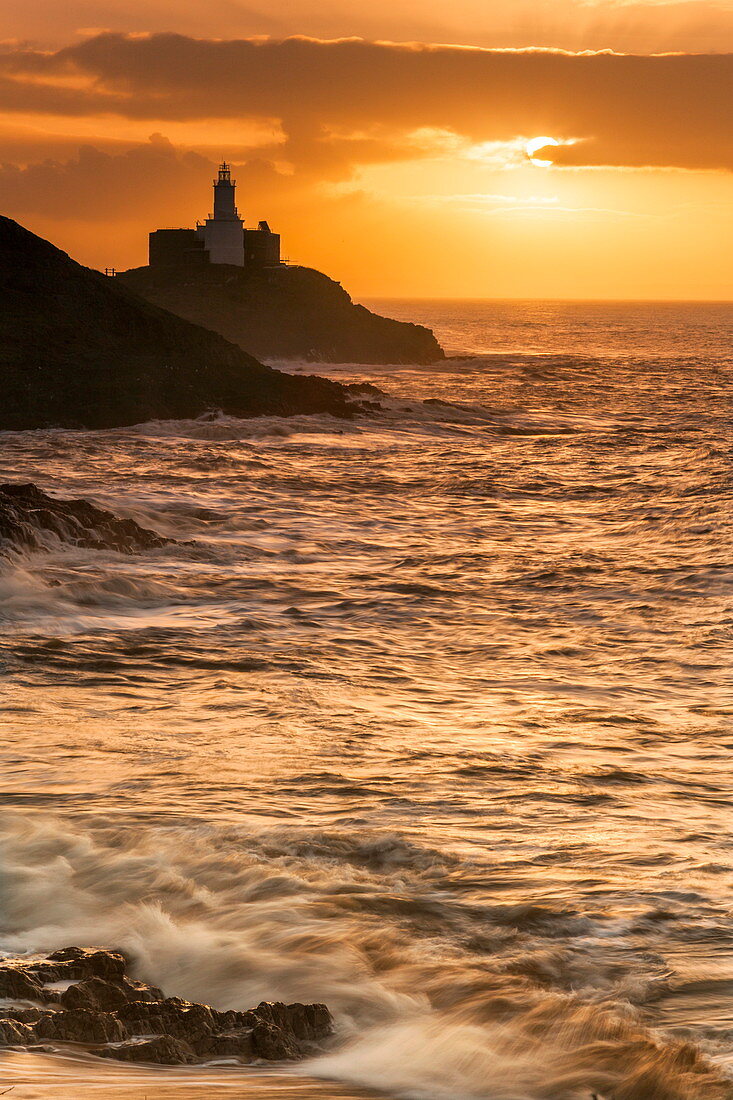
[0, 813, 727, 1100]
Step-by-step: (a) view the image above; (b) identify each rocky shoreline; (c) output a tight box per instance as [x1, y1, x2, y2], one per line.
[0, 948, 333, 1066]
[0, 482, 173, 559]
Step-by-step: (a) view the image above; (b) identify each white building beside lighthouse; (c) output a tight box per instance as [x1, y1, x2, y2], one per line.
[148, 162, 281, 270]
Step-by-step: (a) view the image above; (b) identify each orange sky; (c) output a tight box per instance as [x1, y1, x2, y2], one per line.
[1, 1, 732, 298]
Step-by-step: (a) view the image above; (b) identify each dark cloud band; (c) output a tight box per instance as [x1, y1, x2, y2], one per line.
[0, 34, 732, 171]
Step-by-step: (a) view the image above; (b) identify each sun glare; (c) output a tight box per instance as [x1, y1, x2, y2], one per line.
[526, 136, 559, 167]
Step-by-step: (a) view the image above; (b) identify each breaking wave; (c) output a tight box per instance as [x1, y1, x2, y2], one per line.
[1, 813, 730, 1100]
[2, 304, 732, 1098]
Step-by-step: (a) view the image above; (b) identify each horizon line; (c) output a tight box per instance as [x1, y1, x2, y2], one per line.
[361, 294, 733, 305]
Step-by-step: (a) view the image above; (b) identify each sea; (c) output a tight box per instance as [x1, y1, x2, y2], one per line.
[0, 298, 732, 1099]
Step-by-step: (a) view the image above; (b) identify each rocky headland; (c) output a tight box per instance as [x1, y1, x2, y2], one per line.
[0, 216, 356, 431]
[0, 482, 173, 559]
[118, 262, 444, 365]
[0, 947, 333, 1065]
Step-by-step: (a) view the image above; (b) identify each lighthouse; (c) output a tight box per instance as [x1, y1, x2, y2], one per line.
[213, 162, 238, 220]
[197, 162, 246, 266]
[148, 162, 281, 269]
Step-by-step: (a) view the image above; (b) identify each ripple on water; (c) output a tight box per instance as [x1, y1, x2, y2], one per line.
[1, 304, 732, 1099]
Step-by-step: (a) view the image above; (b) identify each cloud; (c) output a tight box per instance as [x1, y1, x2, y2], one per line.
[0, 135, 315, 228]
[0, 136, 207, 220]
[0, 34, 730, 174]
[422, 192, 562, 206]
[408, 191, 655, 220]
[5, 0, 733, 53]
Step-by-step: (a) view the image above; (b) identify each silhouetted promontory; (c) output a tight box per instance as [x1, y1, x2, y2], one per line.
[118, 261, 444, 365]
[0, 217, 355, 430]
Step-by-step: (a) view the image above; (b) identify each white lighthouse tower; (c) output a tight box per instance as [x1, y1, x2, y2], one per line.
[196, 162, 245, 266]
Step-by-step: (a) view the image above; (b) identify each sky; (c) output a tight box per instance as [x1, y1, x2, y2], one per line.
[1, 1, 732, 298]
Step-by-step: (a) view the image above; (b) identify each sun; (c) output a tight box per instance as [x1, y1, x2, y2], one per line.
[526, 136, 560, 167]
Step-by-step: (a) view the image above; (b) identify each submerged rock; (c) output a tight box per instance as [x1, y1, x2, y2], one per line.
[0, 947, 333, 1067]
[0, 482, 172, 558]
[99, 1035, 196, 1065]
[196, 1029, 254, 1058]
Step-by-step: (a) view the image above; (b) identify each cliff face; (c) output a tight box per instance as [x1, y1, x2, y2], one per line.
[0, 217, 353, 431]
[118, 263, 444, 365]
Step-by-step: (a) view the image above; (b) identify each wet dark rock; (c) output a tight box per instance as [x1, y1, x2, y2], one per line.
[3, 1007, 44, 1025]
[251, 1019, 300, 1061]
[157, 1000, 216, 1042]
[258, 999, 334, 1041]
[0, 947, 333, 1067]
[0, 216, 356, 431]
[99, 1035, 196, 1065]
[115, 999, 167, 1030]
[210, 1007, 250, 1031]
[0, 483, 172, 558]
[36, 1008, 127, 1044]
[115, 996, 215, 1043]
[60, 977, 131, 1012]
[0, 1019, 36, 1045]
[47, 947, 91, 963]
[194, 1029, 254, 1058]
[123, 977, 165, 1002]
[0, 967, 43, 1001]
[25, 962, 67, 983]
[30, 970, 61, 986]
[47, 948, 127, 981]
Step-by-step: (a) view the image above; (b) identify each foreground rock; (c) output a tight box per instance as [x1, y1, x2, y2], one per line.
[118, 262, 444, 365]
[0, 482, 172, 558]
[0, 947, 333, 1065]
[0, 216, 354, 430]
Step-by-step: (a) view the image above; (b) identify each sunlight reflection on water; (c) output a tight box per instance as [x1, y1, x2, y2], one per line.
[1, 300, 732, 1099]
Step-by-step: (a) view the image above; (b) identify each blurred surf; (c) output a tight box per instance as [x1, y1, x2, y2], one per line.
[1, 299, 732, 1099]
